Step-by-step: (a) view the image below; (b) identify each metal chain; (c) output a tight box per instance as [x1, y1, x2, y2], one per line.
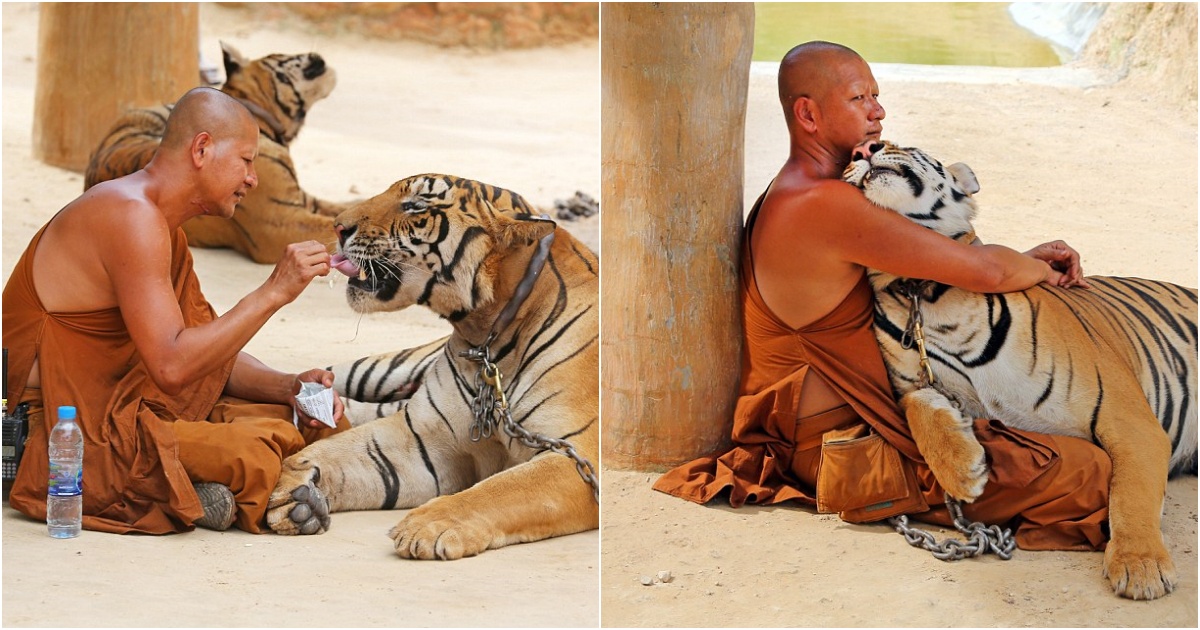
[899, 282, 937, 388]
[892, 281, 1016, 561]
[888, 494, 1016, 561]
[461, 344, 600, 504]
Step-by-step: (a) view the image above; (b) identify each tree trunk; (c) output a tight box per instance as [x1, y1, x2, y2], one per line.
[601, 3, 755, 470]
[33, 3, 199, 172]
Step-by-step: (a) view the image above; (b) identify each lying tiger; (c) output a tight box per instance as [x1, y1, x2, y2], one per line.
[265, 174, 599, 559]
[843, 141, 1197, 601]
[84, 42, 343, 264]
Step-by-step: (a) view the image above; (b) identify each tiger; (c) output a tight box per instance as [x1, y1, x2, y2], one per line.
[842, 140, 1197, 601]
[264, 174, 600, 560]
[83, 42, 342, 264]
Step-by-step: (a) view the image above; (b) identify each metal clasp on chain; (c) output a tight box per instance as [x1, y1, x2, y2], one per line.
[900, 283, 937, 387]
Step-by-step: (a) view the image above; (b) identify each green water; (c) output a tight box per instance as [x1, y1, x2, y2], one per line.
[754, 2, 1064, 67]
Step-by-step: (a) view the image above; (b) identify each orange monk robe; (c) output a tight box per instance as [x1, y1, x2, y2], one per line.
[3, 224, 347, 534]
[654, 197, 1111, 551]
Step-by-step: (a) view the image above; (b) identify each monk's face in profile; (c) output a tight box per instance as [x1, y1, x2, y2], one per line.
[197, 121, 259, 218]
[813, 55, 886, 159]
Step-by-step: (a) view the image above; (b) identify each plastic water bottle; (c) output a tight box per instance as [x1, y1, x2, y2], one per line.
[47, 405, 83, 538]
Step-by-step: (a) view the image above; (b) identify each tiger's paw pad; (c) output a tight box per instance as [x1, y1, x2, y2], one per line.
[266, 466, 332, 536]
[389, 506, 494, 560]
[1104, 541, 1177, 600]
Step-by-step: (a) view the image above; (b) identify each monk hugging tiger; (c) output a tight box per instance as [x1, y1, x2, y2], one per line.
[84, 42, 343, 264]
[264, 174, 599, 559]
[843, 141, 1197, 600]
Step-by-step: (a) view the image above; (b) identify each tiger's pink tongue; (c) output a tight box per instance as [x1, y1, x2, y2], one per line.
[330, 253, 361, 278]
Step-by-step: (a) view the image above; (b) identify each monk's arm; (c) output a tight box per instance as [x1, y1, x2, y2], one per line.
[224, 353, 344, 426]
[815, 182, 1060, 292]
[107, 204, 331, 395]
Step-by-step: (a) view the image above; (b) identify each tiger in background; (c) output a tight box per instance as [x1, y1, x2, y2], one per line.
[843, 140, 1197, 601]
[84, 42, 343, 264]
[265, 174, 599, 560]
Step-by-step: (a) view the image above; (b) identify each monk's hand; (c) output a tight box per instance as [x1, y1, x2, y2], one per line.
[1025, 240, 1090, 288]
[292, 369, 345, 429]
[265, 241, 333, 305]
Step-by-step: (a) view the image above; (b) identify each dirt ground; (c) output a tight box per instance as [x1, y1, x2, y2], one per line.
[2, 3, 598, 627]
[601, 39, 1198, 630]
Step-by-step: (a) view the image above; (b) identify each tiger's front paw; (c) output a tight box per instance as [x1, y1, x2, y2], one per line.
[389, 497, 495, 560]
[266, 459, 332, 535]
[1104, 537, 1177, 600]
[902, 388, 988, 502]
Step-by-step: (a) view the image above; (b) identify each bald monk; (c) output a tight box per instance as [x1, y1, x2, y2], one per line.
[655, 42, 1113, 552]
[3, 87, 350, 534]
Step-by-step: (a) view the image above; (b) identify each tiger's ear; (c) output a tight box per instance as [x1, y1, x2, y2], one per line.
[498, 215, 556, 250]
[221, 41, 248, 78]
[947, 162, 980, 195]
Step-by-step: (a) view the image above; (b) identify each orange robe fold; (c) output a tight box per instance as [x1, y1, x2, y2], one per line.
[3, 224, 345, 534]
[654, 194, 1111, 551]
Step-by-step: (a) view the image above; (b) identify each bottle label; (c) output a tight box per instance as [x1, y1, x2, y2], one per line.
[48, 463, 82, 496]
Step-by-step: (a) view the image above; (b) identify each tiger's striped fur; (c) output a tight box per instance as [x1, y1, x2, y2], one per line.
[331, 337, 444, 427]
[844, 140, 1197, 600]
[84, 42, 342, 263]
[266, 174, 599, 560]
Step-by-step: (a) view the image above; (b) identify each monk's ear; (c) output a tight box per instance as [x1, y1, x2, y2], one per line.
[498, 215, 556, 250]
[792, 96, 819, 133]
[190, 132, 214, 168]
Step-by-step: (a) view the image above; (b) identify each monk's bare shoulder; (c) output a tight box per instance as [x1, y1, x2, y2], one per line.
[758, 177, 868, 235]
[51, 178, 175, 283]
[72, 177, 171, 240]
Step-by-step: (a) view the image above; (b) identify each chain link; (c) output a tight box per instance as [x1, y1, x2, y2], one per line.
[462, 345, 600, 503]
[887, 494, 1016, 561]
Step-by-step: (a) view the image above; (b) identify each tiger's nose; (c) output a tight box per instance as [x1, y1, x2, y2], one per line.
[852, 141, 884, 162]
[304, 54, 326, 79]
[335, 223, 356, 246]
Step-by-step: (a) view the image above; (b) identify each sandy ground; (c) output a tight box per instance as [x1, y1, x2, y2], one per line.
[600, 51, 1199, 630]
[2, 3, 598, 627]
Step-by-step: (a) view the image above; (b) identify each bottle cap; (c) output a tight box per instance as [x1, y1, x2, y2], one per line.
[58, 406, 76, 421]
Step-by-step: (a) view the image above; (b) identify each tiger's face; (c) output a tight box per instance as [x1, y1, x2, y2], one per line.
[842, 140, 980, 242]
[220, 42, 337, 143]
[331, 175, 555, 320]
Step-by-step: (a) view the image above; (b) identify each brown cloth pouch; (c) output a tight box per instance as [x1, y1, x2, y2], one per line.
[816, 424, 927, 522]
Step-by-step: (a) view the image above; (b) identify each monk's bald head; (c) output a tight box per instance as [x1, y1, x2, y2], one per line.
[160, 87, 257, 150]
[778, 41, 865, 121]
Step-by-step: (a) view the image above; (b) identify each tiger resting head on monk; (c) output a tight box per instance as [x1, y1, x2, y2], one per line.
[844, 140, 1197, 600]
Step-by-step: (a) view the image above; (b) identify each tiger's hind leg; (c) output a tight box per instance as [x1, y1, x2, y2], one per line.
[1094, 389, 1176, 600]
[901, 388, 988, 502]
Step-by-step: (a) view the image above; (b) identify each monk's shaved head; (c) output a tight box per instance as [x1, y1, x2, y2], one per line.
[778, 41, 864, 120]
[160, 86, 257, 150]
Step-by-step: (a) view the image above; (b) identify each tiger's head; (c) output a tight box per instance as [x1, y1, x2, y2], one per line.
[330, 175, 558, 326]
[219, 41, 337, 145]
[842, 140, 980, 243]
